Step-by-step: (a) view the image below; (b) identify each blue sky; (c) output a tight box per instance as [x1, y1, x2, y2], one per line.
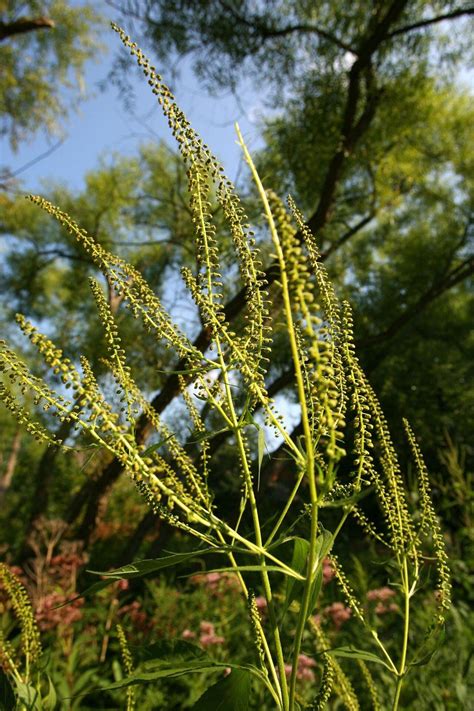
[1, 2, 265, 194]
[3, 4, 472, 197]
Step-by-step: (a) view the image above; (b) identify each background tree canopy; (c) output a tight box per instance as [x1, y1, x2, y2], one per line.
[1, 0, 473, 569]
[0, 1, 104, 155]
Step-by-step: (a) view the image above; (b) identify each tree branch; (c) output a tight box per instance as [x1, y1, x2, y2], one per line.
[0, 16, 55, 42]
[359, 255, 474, 349]
[321, 214, 375, 260]
[387, 7, 474, 39]
[0, 428, 21, 501]
[217, 0, 354, 53]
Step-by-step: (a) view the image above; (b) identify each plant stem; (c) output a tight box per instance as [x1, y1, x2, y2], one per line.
[392, 557, 410, 710]
[236, 122, 320, 711]
[287, 502, 318, 709]
[264, 469, 305, 547]
[216, 531, 282, 707]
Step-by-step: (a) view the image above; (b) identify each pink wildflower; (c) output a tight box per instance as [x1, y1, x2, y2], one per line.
[200, 633, 225, 647]
[298, 654, 317, 669]
[283, 655, 317, 682]
[117, 600, 150, 632]
[254, 596, 267, 613]
[322, 557, 334, 585]
[200, 620, 215, 635]
[199, 620, 225, 646]
[366, 587, 396, 602]
[325, 601, 352, 629]
[190, 571, 239, 595]
[182, 628, 196, 640]
[375, 602, 399, 615]
[298, 667, 316, 682]
[35, 592, 84, 631]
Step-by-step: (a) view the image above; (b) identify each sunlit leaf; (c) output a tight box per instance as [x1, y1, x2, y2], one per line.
[326, 646, 392, 670]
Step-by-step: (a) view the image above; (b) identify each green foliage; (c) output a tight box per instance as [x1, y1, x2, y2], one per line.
[0, 0, 104, 151]
[110, 2, 473, 92]
[0, 25, 456, 710]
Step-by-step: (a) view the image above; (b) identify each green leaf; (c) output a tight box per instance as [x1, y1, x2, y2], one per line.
[186, 427, 231, 445]
[74, 545, 253, 602]
[0, 669, 15, 711]
[42, 676, 57, 710]
[87, 549, 219, 579]
[326, 646, 392, 670]
[192, 669, 252, 710]
[71, 549, 223, 602]
[130, 639, 207, 664]
[308, 565, 323, 616]
[408, 626, 445, 668]
[187, 564, 299, 578]
[15, 681, 42, 710]
[142, 433, 175, 457]
[282, 530, 333, 619]
[314, 527, 334, 564]
[100, 661, 228, 690]
[283, 537, 309, 616]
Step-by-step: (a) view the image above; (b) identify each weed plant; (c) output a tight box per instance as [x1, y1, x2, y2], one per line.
[0, 25, 452, 710]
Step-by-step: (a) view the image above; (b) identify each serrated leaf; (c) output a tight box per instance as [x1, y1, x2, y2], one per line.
[100, 661, 227, 690]
[326, 646, 392, 670]
[0, 670, 15, 711]
[192, 669, 251, 710]
[88, 549, 219, 579]
[130, 639, 208, 664]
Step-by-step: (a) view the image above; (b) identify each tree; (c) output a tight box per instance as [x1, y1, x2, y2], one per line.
[0, 0, 104, 153]
[109, 0, 474, 454]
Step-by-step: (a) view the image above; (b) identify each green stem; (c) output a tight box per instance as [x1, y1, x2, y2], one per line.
[228, 391, 290, 710]
[264, 469, 305, 547]
[236, 122, 318, 711]
[392, 557, 410, 711]
[217, 531, 282, 707]
[288, 503, 318, 709]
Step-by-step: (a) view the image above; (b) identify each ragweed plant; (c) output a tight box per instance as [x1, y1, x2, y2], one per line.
[0, 564, 53, 709]
[0, 25, 451, 710]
